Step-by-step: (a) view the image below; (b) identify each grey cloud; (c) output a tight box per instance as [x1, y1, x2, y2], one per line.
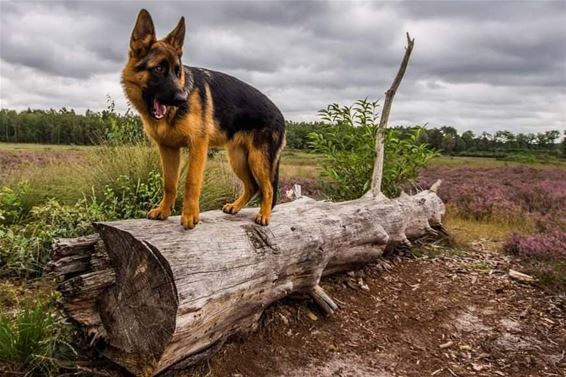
[0, 0, 565, 134]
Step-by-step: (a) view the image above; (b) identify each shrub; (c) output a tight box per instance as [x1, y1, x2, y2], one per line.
[103, 97, 145, 145]
[0, 182, 31, 225]
[93, 170, 163, 220]
[504, 230, 566, 292]
[0, 298, 74, 376]
[418, 166, 565, 230]
[285, 121, 330, 150]
[383, 128, 438, 196]
[0, 198, 106, 277]
[0, 157, 240, 277]
[308, 99, 436, 199]
[0, 177, 159, 276]
[504, 230, 566, 260]
[418, 165, 566, 291]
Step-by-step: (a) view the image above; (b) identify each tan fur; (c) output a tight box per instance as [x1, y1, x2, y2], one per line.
[222, 144, 257, 215]
[123, 11, 278, 228]
[247, 145, 274, 225]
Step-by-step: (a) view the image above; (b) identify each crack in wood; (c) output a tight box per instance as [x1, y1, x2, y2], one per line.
[243, 224, 280, 255]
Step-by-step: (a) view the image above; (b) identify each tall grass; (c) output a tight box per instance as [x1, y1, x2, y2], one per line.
[0, 298, 74, 376]
[4, 144, 239, 212]
[1, 142, 239, 277]
[78, 144, 161, 196]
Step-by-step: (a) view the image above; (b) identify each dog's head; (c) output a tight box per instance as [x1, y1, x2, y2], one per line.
[123, 9, 187, 120]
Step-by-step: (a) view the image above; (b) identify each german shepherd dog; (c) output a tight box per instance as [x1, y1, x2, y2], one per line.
[122, 9, 285, 229]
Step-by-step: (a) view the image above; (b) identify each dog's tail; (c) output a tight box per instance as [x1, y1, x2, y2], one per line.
[271, 158, 281, 209]
[270, 129, 285, 209]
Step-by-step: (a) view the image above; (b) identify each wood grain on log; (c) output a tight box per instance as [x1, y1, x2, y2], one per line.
[47, 188, 444, 376]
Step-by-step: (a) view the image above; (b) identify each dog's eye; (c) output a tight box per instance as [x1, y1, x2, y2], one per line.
[153, 65, 164, 74]
[175, 66, 181, 77]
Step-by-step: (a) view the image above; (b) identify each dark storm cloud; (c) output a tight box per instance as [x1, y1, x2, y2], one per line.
[0, 0, 564, 133]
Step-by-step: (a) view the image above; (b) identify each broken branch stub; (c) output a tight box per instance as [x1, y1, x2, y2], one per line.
[371, 33, 416, 196]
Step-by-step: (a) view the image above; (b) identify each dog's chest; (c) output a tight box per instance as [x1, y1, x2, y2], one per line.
[144, 121, 187, 147]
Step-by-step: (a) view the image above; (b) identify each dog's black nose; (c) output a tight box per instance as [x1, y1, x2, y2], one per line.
[172, 92, 188, 106]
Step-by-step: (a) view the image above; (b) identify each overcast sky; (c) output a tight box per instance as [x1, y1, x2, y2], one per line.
[1, 0, 565, 134]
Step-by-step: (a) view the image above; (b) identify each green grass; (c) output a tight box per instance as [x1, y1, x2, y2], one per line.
[279, 149, 322, 178]
[2, 144, 238, 210]
[0, 297, 74, 376]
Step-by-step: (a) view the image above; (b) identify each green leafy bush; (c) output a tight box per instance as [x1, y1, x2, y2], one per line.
[383, 128, 438, 195]
[0, 172, 164, 276]
[103, 97, 145, 145]
[0, 182, 31, 225]
[94, 170, 163, 220]
[308, 99, 436, 200]
[0, 199, 105, 277]
[286, 121, 331, 150]
[0, 298, 74, 376]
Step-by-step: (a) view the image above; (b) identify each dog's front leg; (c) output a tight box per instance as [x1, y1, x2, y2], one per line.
[148, 144, 180, 220]
[181, 138, 208, 229]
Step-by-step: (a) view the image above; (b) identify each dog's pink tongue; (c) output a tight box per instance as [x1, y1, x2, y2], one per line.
[153, 99, 167, 117]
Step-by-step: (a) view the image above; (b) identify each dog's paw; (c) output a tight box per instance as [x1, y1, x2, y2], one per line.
[222, 202, 240, 215]
[180, 211, 200, 229]
[147, 207, 170, 220]
[254, 212, 270, 226]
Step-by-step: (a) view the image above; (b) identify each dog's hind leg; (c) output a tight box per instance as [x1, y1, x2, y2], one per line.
[223, 143, 258, 215]
[247, 145, 274, 226]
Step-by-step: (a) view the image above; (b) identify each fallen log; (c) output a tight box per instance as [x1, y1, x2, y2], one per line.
[47, 186, 445, 376]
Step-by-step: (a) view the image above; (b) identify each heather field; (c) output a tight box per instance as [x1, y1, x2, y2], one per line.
[419, 164, 566, 291]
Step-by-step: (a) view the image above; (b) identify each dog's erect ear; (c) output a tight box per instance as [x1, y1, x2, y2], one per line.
[164, 17, 185, 55]
[130, 9, 156, 58]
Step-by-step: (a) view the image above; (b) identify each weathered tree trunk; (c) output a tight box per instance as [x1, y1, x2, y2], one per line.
[47, 187, 444, 376]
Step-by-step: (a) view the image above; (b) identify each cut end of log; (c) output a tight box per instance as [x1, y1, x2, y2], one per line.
[94, 224, 179, 376]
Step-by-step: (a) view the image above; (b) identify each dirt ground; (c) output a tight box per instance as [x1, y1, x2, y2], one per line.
[0, 150, 84, 181]
[173, 245, 566, 377]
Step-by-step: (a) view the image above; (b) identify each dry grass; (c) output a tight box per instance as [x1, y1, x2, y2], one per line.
[445, 212, 534, 248]
[0, 142, 95, 153]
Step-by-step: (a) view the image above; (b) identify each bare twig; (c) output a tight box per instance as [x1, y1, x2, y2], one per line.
[309, 285, 339, 315]
[509, 269, 537, 284]
[429, 179, 442, 193]
[371, 33, 415, 196]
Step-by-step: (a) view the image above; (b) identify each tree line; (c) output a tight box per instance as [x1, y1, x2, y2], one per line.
[0, 108, 563, 157]
[0, 107, 142, 145]
[286, 122, 564, 157]
[412, 126, 562, 156]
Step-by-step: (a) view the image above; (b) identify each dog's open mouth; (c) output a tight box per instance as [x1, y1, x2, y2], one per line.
[151, 98, 167, 120]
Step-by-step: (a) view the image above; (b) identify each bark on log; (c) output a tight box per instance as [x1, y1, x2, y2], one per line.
[47, 188, 445, 376]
